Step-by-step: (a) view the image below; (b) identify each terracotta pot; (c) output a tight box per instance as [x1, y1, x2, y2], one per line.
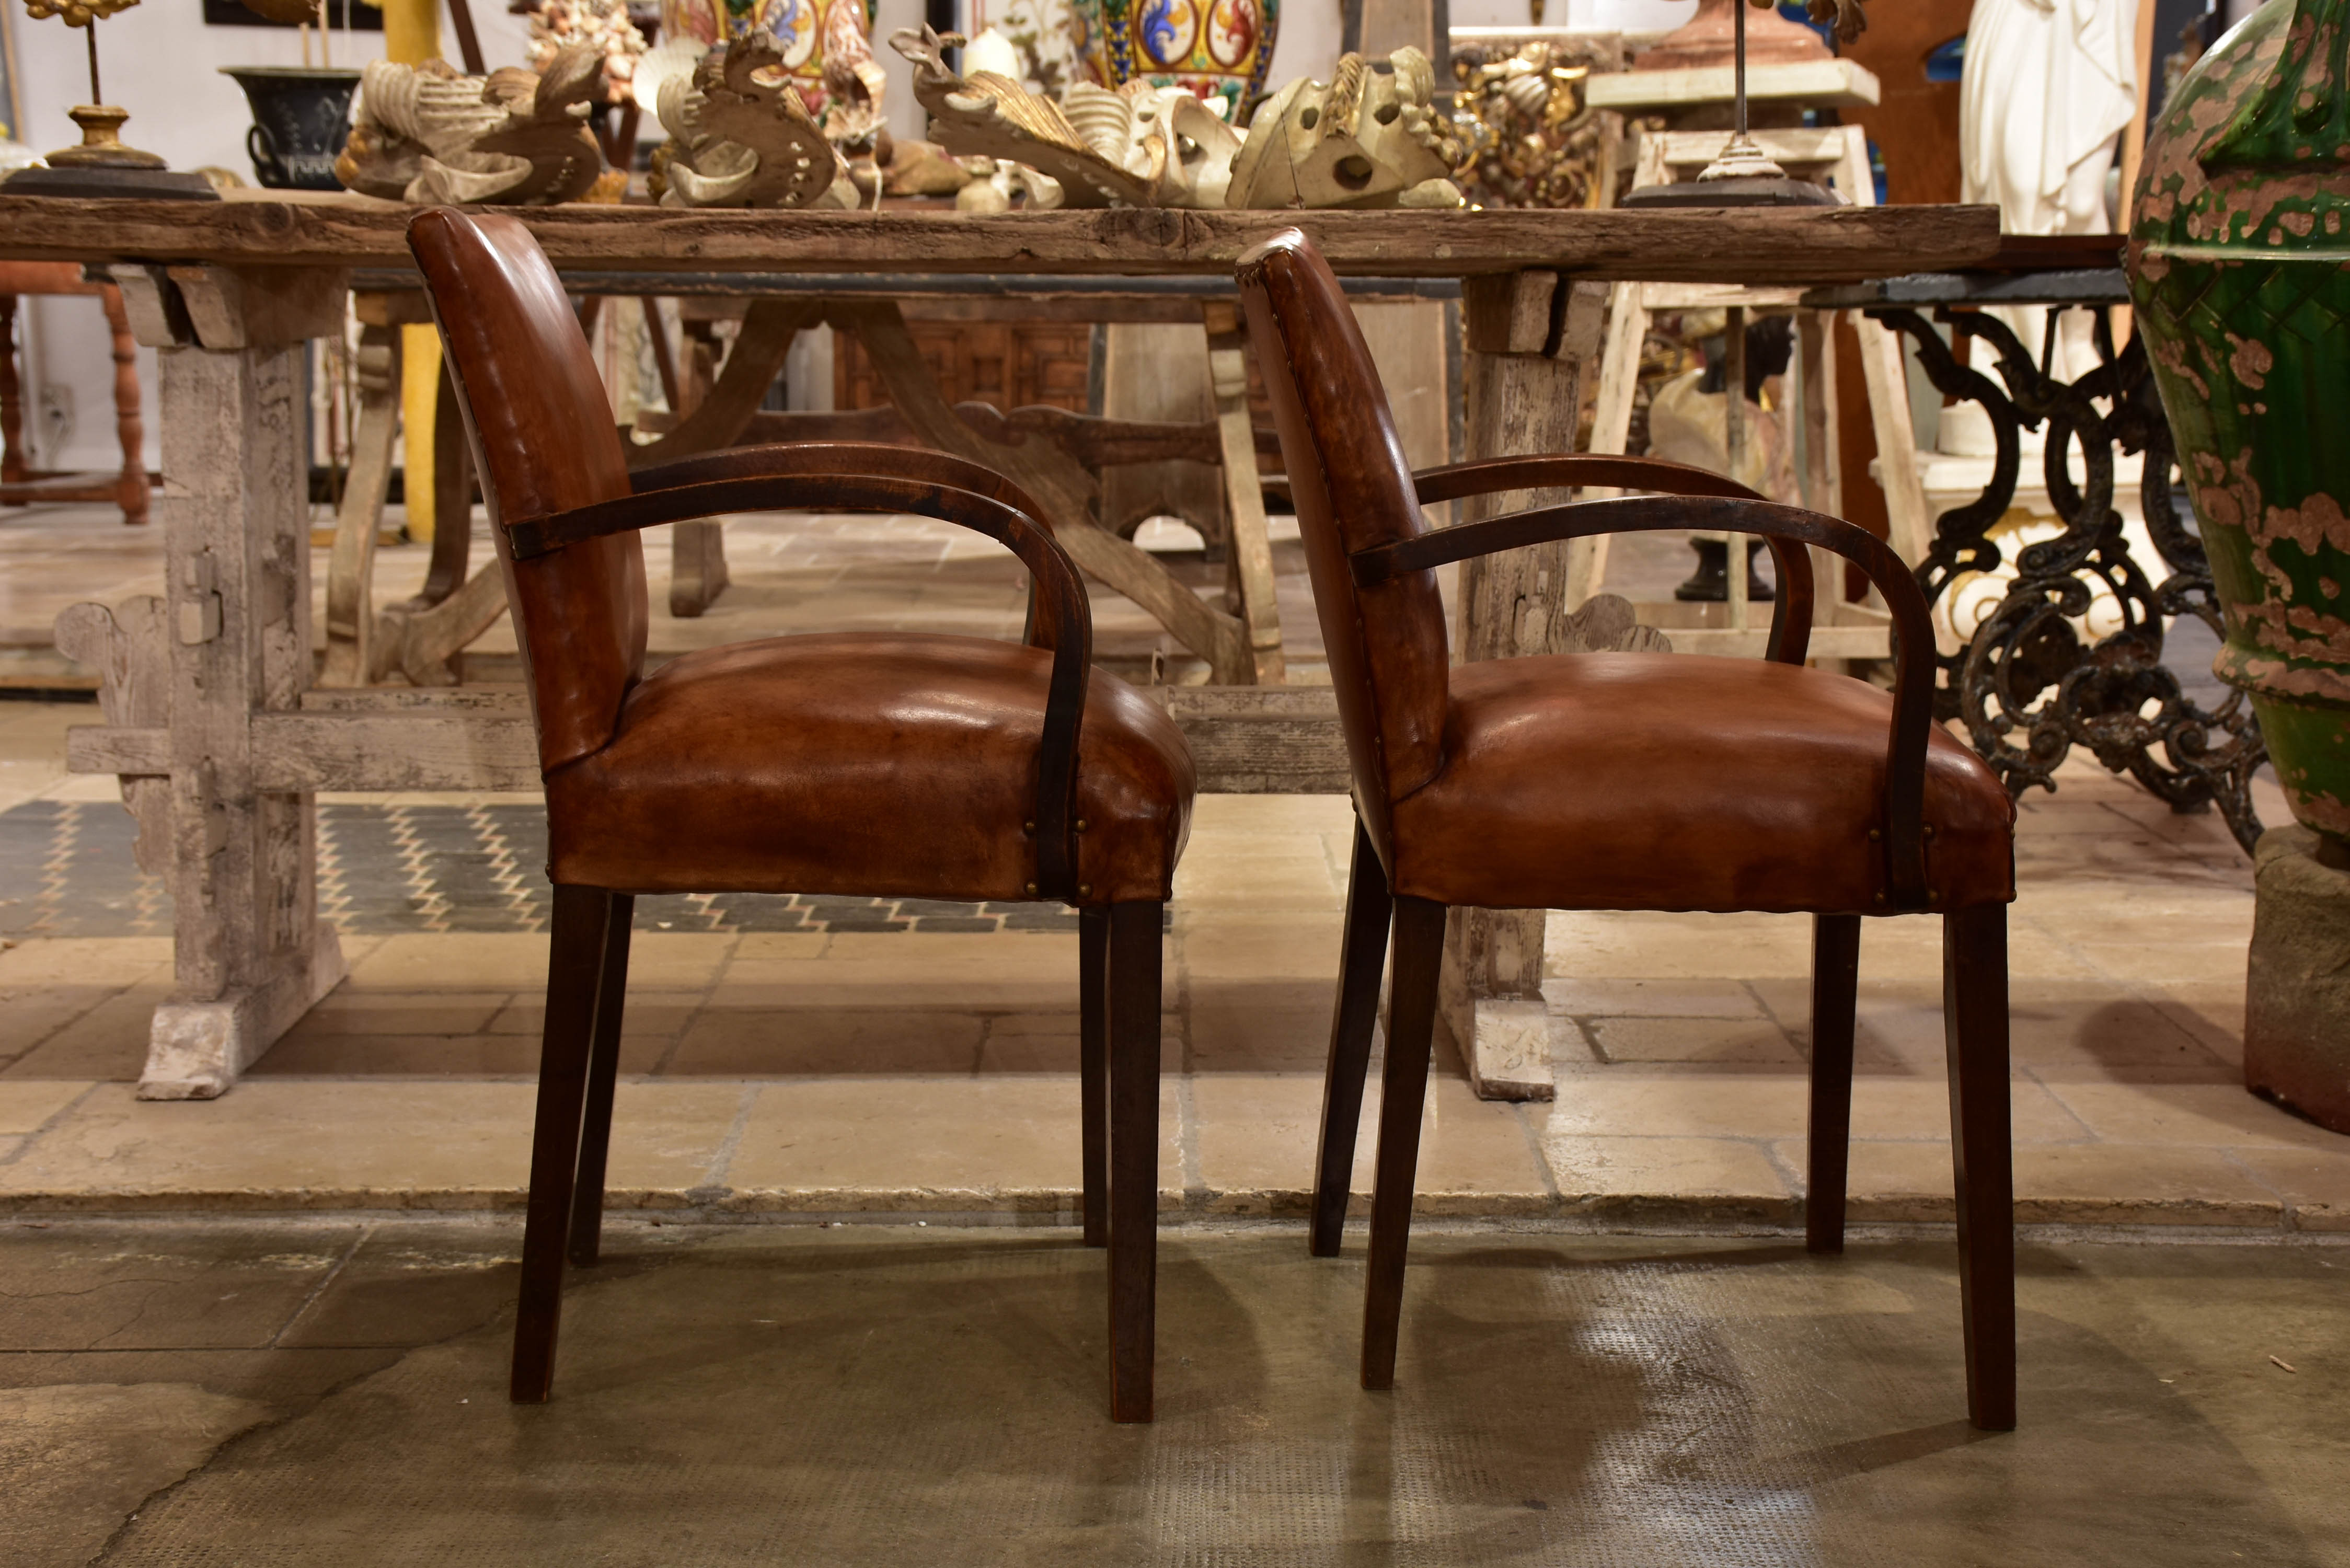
[2128, 0, 2350, 850]
[221, 67, 361, 191]
[1631, 0, 1830, 71]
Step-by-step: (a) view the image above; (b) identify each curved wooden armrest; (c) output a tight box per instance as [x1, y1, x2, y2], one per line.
[510, 462, 1093, 901]
[625, 442, 1075, 654]
[1413, 453, 1760, 506]
[1412, 454, 1815, 670]
[630, 441, 1046, 514]
[1357, 494, 1934, 909]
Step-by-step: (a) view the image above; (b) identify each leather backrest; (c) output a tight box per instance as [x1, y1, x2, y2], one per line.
[1234, 230, 1447, 864]
[406, 207, 647, 773]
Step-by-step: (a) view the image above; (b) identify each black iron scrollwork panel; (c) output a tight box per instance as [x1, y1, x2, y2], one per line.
[1873, 305, 2268, 855]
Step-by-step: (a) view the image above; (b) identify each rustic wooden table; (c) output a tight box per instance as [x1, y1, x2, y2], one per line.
[1, 191, 2000, 1099]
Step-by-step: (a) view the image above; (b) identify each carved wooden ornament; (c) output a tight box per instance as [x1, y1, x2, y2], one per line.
[336, 44, 606, 206]
[891, 26, 1155, 208]
[650, 32, 850, 209]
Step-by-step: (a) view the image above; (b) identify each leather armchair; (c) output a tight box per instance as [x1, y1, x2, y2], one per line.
[1236, 228, 2018, 1431]
[409, 209, 1194, 1423]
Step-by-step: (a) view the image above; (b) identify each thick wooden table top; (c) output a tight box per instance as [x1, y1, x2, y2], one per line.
[0, 189, 2002, 284]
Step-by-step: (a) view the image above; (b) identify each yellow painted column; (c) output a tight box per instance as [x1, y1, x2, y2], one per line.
[399, 329, 440, 539]
[383, 0, 444, 540]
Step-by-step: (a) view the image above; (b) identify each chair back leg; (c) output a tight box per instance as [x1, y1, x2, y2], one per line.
[1107, 900, 1165, 1422]
[1312, 817, 1393, 1257]
[1079, 906, 1111, 1248]
[512, 884, 616, 1404]
[1360, 895, 1447, 1391]
[1806, 912, 1862, 1253]
[567, 892, 636, 1268]
[1944, 902, 2017, 1431]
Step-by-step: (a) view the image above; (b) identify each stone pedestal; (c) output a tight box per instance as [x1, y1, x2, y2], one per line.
[2246, 826, 2350, 1134]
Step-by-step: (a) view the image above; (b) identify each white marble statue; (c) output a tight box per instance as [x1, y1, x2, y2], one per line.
[1961, 0, 2138, 235]
[1930, 0, 2152, 656]
[1951, 0, 2140, 413]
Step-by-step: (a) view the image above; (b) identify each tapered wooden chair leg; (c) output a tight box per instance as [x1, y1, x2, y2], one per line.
[567, 893, 635, 1269]
[1079, 906, 1111, 1249]
[1312, 817, 1393, 1258]
[1105, 901, 1164, 1423]
[1361, 896, 1446, 1392]
[1807, 912, 1861, 1253]
[1945, 902, 2016, 1431]
[513, 884, 613, 1404]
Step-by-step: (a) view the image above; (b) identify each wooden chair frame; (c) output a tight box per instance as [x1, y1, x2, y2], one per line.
[490, 440, 1166, 1422]
[0, 264, 149, 526]
[1308, 460, 2015, 1433]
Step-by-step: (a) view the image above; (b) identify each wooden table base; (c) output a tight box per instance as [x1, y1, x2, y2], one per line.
[25, 193, 2000, 1096]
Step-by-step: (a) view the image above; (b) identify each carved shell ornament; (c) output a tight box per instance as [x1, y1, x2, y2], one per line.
[891, 24, 1155, 207]
[1225, 47, 1462, 210]
[648, 31, 851, 208]
[335, 44, 607, 206]
[819, 0, 891, 147]
[888, 27, 1458, 211]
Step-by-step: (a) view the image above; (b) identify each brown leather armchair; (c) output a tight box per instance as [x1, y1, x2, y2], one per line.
[408, 209, 1194, 1423]
[1236, 229, 2018, 1430]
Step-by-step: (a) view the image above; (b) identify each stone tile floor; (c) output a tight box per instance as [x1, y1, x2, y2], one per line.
[1, 501, 2343, 1235]
[8, 1223, 2347, 1565]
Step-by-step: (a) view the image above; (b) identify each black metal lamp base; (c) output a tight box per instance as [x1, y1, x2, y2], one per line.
[1617, 176, 1841, 209]
[1675, 537, 1776, 603]
[2, 165, 221, 201]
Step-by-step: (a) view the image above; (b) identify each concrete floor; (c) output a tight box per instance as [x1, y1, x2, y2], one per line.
[2, 1219, 2343, 1566]
[6, 497, 2343, 1565]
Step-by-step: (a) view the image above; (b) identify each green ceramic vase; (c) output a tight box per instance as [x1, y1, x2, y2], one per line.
[2129, 0, 2350, 849]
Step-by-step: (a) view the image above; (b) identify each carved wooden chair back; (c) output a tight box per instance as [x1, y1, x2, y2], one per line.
[409, 208, 649, 775]
[1234, 226, 2018, 1435]
[1229, 236, 1450, 864]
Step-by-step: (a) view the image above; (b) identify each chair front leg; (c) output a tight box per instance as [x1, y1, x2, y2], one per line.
[1361, 895, 1447, 1392]
[567, 892, 636, 1268]
[1312, 816, 1393, 1257]
[1079, 906, 1110, 1248]
[1106, 900, 1164, 1423]
[513, 884, 615, 1404]
[1806, 912, 1861, 1253]
[1944, 902, 2016, 1431]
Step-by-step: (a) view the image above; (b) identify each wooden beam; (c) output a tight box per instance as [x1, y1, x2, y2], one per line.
[64, 685, 1351, 796]
[0, 196, 2003, 285]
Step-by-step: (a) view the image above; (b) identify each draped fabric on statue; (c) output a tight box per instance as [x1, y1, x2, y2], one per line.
[1955, 0, 2140, 390]
[1959, 0, 2139, 234]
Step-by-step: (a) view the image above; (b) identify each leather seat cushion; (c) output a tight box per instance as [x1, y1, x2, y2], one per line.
[1388, 653, 2014, 914]
[545, 632, 1194, 903]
